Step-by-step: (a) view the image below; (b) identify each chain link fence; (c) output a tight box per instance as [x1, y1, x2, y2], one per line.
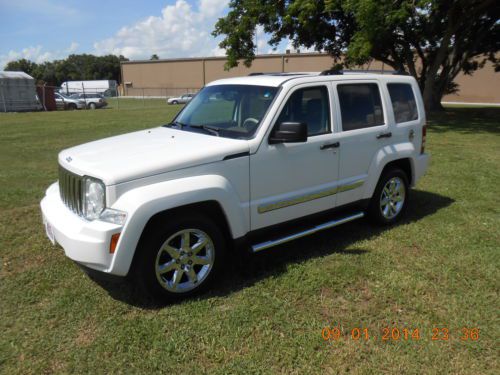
[33, 85, 200, 111]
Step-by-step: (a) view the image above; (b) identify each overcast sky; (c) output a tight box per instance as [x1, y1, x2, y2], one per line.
[0, 0, 297, 69]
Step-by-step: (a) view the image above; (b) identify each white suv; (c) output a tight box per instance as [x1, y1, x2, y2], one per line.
[41, 71, 429, 300]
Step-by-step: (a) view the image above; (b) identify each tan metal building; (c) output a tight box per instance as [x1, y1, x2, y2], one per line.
[121, 52, 499, 103]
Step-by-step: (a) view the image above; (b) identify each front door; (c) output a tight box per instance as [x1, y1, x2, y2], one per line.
[250, 83, 340, 230]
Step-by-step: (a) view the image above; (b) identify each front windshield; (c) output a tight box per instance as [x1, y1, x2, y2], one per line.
[171, 84, 279, 139]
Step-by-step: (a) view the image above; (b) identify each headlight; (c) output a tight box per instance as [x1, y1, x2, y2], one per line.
[83, 177, 105, 220]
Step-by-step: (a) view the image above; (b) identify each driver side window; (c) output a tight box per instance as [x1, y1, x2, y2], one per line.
[277, 86, 331, 136]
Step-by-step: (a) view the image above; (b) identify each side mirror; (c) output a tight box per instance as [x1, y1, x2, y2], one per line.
[269, 122, 308, 144]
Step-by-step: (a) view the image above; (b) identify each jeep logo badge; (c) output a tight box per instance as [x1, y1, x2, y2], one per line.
[66, 156, 72, 163]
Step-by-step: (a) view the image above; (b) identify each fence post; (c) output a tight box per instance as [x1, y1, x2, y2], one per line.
[82, 82, 86, 109]
[0, 83, 6, 112]
[142, 88, 145, 108]
[42, 83, 47, 111]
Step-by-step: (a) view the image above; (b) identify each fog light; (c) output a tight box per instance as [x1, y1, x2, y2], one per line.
[110, 233, 120, 253]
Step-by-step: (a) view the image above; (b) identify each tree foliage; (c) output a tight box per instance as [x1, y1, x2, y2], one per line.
[3, 54, 128, 86]
[213, 0, 499, 110]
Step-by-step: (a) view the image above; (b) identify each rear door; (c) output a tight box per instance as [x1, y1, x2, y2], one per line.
[332, 80, 393, 206]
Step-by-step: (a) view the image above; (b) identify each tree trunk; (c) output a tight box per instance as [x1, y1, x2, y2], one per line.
[422, 82, 445, 112]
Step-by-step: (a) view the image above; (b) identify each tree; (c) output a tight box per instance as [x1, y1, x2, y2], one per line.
[213, 0, 499, 111]
[4, 59, 38, 76]
[150, 54, 160, 60]
[2, 54, 125, 86]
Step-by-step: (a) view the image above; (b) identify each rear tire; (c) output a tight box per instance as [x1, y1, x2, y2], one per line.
[367, 168, 409, 225]
[89, 102, 96, 110]
[133, 212, 227, 301]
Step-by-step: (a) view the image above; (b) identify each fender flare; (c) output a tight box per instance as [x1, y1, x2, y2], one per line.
[362, 142, 416, 200]
[108, 175, 248, 276]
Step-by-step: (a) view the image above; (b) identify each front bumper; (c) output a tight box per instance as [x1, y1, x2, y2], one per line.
[40, 183, 122, 273]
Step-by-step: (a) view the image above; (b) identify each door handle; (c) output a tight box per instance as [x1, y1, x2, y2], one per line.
[320, 142, 340, 150]
[376, 132, 392, 139]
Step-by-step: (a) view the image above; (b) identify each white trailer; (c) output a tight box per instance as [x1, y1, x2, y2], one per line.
[60, 80, 117, 96]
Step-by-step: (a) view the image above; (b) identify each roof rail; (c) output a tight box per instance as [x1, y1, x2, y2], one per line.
[248, 72, 314, 77]
[319, 69, 343, 76]
[320, 69, 409, 76]
[249, 72, 293, 76]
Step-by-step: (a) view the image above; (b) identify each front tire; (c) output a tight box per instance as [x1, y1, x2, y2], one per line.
[133, 212, 227, 301]
[367, 168, 409, 225]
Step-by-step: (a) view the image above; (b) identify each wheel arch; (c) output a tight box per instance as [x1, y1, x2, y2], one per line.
[128, 200, 233, 278]
[362, 143, 416, 200]
[380, 158, 413, 185]
[107, 174, 248, 276]
[139, 200, 232, 250]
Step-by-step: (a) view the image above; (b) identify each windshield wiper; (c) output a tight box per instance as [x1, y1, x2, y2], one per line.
[189, 124, 221, 136]
[165, 120, 186, 129]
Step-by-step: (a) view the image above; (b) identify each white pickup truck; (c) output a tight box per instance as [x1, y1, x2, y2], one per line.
[41, 71, 429, 300]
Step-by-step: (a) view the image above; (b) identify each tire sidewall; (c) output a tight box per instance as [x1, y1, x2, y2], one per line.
[134, 213, 227, 301]
[369, 168, 409, 225]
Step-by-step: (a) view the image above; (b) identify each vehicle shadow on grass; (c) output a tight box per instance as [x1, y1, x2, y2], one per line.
[428, 107, 500, 134]
[87, 189, 454, 308]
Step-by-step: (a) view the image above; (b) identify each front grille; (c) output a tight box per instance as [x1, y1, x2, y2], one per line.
[58, 166, 84, 216]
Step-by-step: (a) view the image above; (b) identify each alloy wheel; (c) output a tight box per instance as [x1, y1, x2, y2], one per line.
[379, 177, 406, 220]
[155, 228, 215, 293]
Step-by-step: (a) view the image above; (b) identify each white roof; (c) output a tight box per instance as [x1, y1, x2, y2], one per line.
[0, 71, 35, 80]
[207, 73, 309, 87]
[207, 71, 415, 87]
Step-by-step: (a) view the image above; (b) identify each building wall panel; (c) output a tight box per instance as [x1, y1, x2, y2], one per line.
[121, 53, 500, 103]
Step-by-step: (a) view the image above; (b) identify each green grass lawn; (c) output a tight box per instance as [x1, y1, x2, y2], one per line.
[0, 104, 499, 374]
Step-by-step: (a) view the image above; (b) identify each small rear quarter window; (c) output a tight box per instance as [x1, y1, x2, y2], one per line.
[387, 83, 418, 123]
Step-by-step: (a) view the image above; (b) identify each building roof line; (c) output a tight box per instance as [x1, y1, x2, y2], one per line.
[120, 52, 329, 65]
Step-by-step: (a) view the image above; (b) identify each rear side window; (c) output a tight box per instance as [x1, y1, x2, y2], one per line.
[337, 84, 384, 131]
[387, 83, 418, 123]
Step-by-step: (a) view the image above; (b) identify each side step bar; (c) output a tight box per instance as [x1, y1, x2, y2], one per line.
[251, 212, 365, 253]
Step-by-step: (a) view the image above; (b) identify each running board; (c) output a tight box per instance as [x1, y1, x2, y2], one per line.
[251, 212, 365, 253]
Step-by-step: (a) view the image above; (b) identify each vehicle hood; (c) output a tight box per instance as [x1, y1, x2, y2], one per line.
[58, 127, 249, 185]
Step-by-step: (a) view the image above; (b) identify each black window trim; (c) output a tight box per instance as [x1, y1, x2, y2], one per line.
[387, 82, 420, 124]
[270, 83, 333, 139]
[336, 81, 387, 133]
